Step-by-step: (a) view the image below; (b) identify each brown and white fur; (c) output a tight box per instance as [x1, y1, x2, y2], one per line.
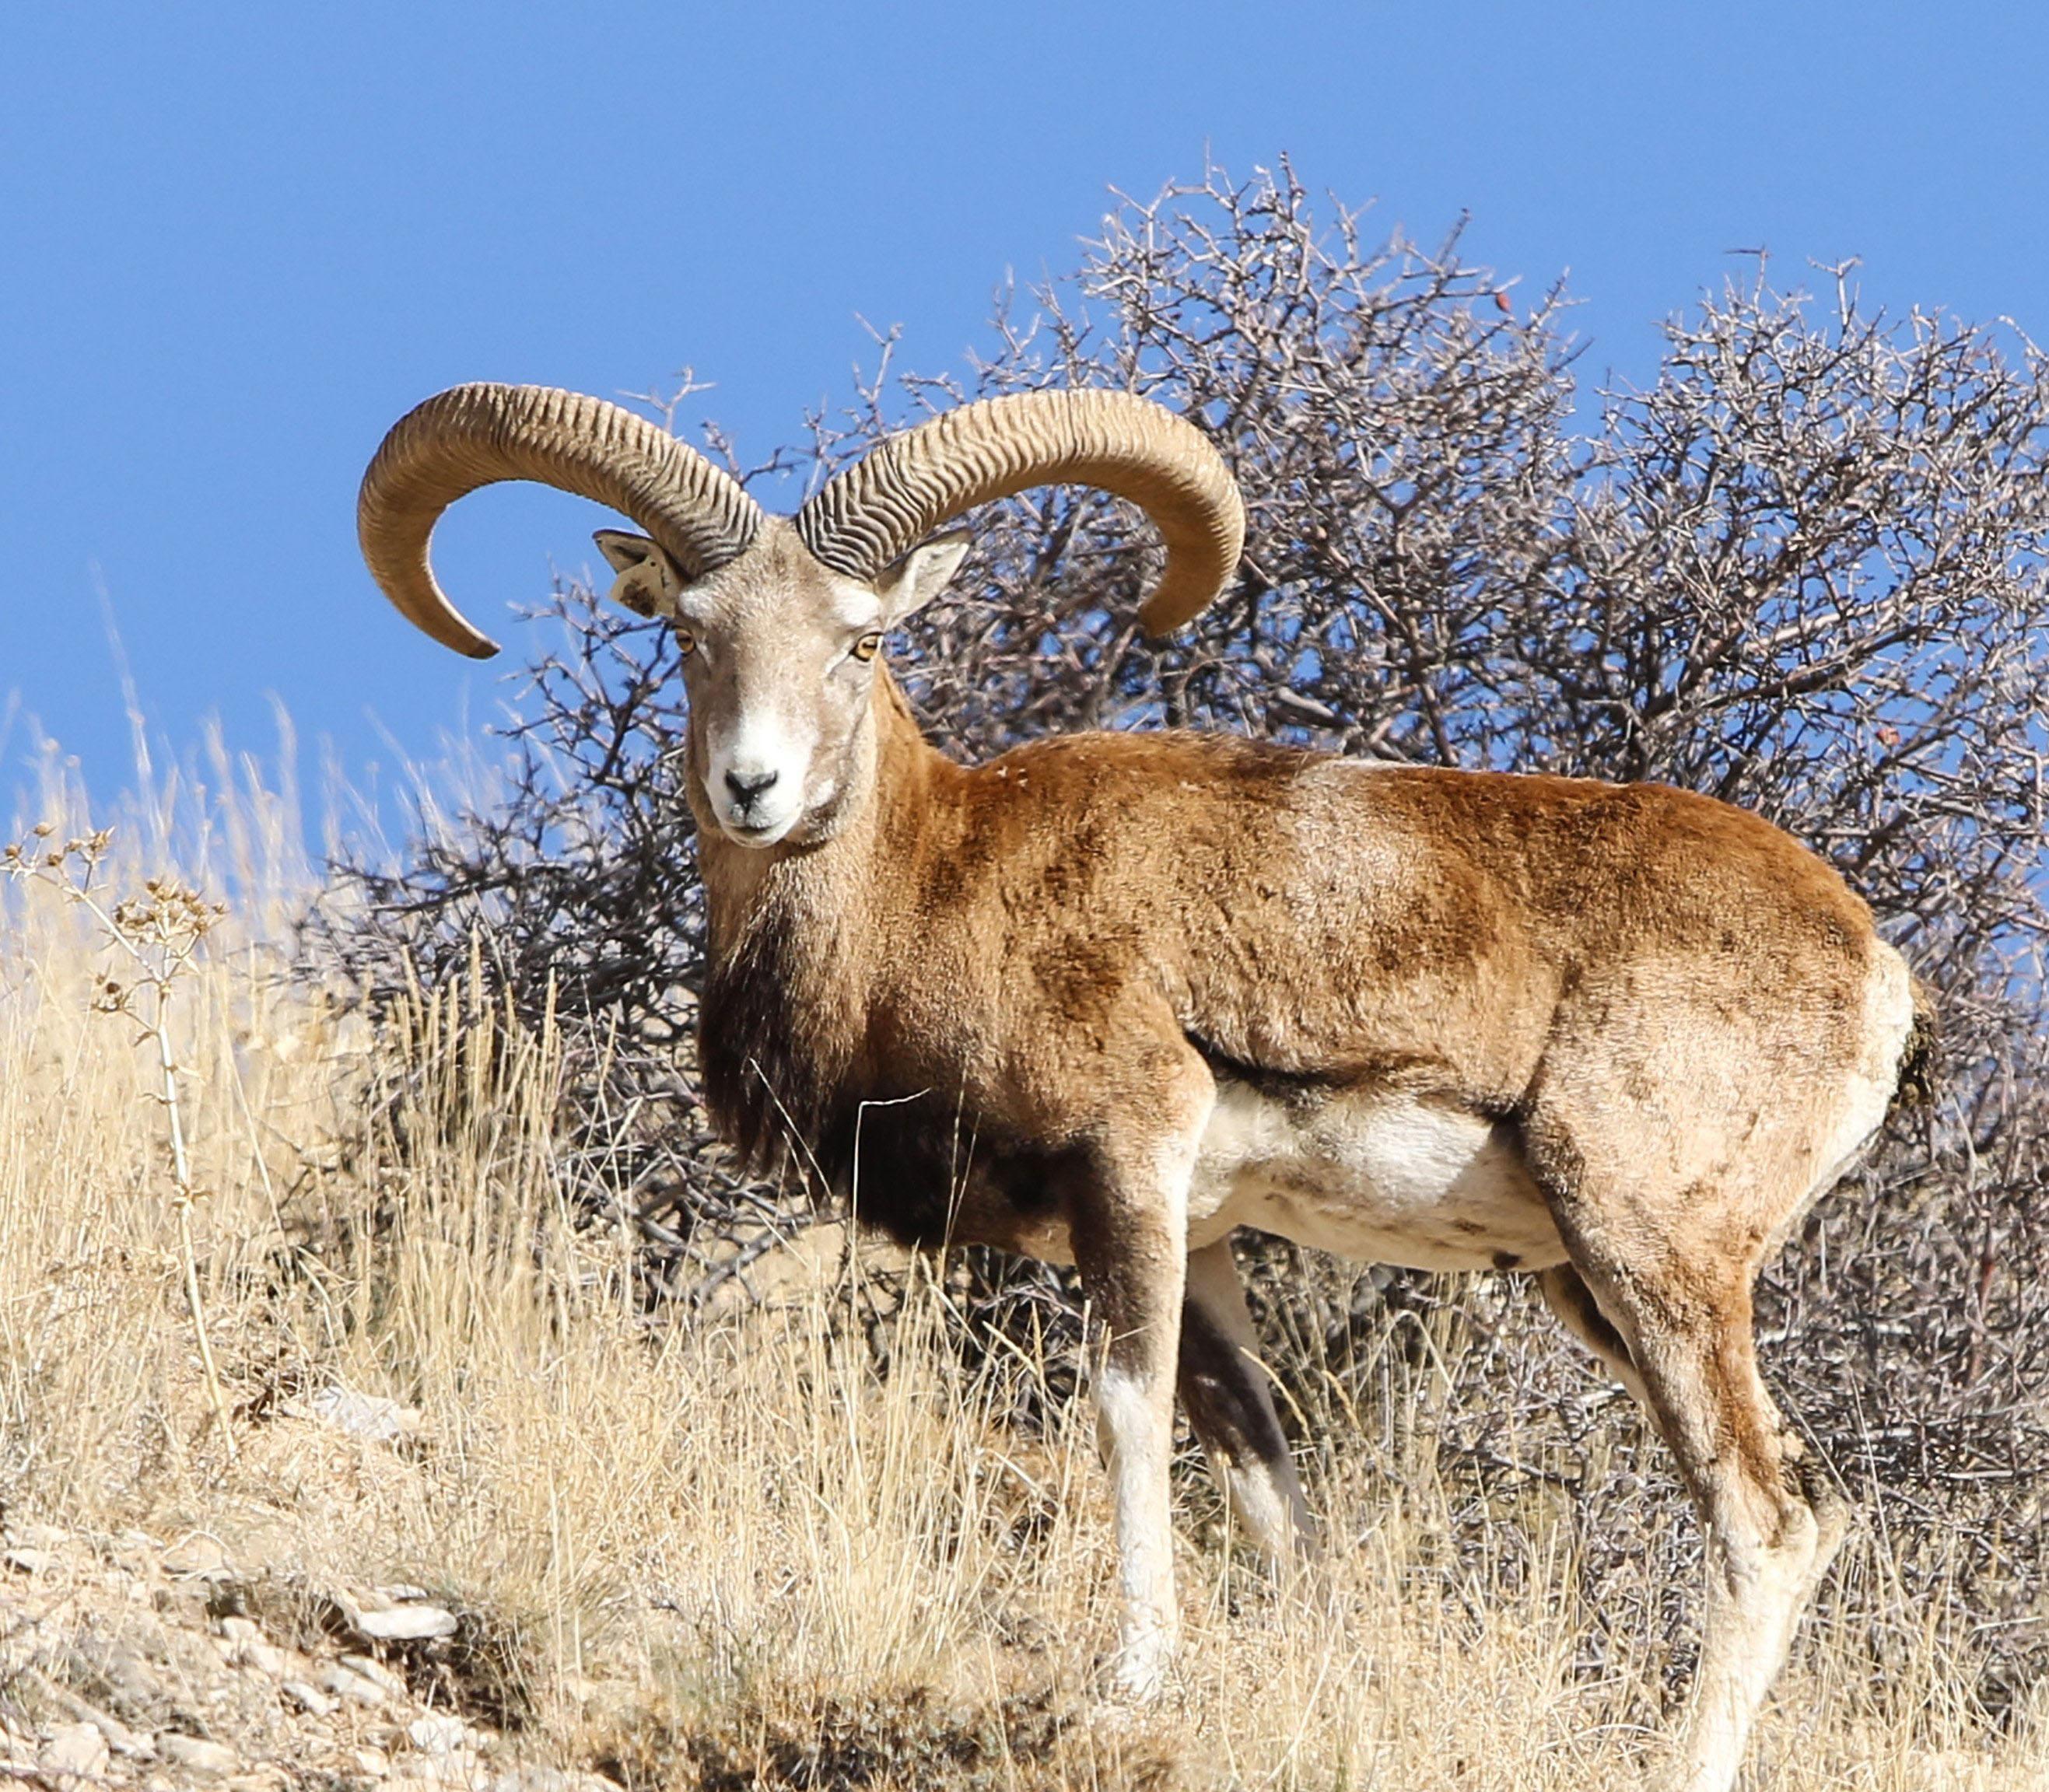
[636, 521, 1926, 1792]
[360, 390, 1932, 1792]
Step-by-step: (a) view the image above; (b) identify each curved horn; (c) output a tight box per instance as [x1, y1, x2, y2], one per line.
[358, 383, 765, 659]
[795, 389, 1244, 637]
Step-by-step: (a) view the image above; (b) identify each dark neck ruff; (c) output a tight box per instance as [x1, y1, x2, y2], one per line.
[699, 911, 1029, 1247]
[694, 690, 1016, 1247]
[697, 890, 848, 1180]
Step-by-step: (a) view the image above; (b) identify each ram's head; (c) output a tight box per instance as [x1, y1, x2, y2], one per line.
[358, 385, 1244, 848]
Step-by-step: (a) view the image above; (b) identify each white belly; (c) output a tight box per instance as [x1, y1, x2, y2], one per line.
[1186, 1079, 1567, 1272]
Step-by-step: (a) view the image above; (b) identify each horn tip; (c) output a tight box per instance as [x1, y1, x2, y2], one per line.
[1137, 593, 1199, 639]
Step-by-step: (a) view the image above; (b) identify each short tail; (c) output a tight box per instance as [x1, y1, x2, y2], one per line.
[1890, 976, 1940, 1114]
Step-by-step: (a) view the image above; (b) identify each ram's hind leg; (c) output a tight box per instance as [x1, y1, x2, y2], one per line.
[1178, 1237, 1317, 1564]
[1538, 1263, 1651, 1410]
[1546, 1205, 1844, 1792]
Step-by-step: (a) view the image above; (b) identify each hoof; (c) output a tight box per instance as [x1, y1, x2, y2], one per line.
[1097, 1628, 1175, 1706]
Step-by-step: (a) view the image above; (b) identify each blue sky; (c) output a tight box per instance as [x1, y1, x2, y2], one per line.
[3, 2, 2044, 828]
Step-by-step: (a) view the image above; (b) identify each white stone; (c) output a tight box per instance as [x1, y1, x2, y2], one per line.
[338, 1653, 409, 1697]
[2, 1546, 61, 1577]
[216, 1615, 287, 1674]
[281, 1678, 338, 1716]
[405, 1714, 471, 1757]
[298, 1386, 422, 1442]
[355, 1605, 457, 1642]
[159, 1733, 240, 1778]
[39, 1722, 111, 1781]
[315, 1662, 387, 1707]
[161, 1534, 232, 1580]
[234, 1639, 289, 1676]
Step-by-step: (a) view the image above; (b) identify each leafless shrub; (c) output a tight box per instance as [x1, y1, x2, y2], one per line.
[310, 161, 2049, 1702]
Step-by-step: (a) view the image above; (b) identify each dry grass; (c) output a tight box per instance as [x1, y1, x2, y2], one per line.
[2, 793, 2044, 1790]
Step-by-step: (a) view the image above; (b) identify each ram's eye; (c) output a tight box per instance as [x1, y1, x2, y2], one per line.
[851, 632, 882, 663]
[674, 628, 698, 658]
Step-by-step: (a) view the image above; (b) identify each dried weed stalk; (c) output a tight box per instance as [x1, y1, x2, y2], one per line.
[4, 825, 238, 1461]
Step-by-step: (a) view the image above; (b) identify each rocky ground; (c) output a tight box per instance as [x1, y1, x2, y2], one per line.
[1, 1520, 612, 1792]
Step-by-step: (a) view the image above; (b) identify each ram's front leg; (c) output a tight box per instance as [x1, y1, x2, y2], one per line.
[1066, 1061, 1209, 1700]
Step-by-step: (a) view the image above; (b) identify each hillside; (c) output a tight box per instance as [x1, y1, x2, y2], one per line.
[3, 800, 2042, 1788]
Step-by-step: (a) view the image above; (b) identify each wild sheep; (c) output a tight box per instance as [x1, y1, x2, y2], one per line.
[358, 383, 1931, 1792]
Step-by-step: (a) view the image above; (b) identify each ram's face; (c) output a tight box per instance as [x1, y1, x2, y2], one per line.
[597, 520, 968, 850]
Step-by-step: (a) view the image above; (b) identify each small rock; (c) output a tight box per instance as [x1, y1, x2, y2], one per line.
[352, 1744, 392, 1778]
[299, 1386, 422, 1442]
[215, 1617, 287, 1675]
[39, 1721, 111, 1783]
[100, 1641, 166, 1710]
[405, 1714, 471, 1756]
[279, 1676, 338, 1716]
[2, 1546, 62, 1577]
[159, 1733, 241, 1778]
[237, 1639, 289, 1676]
[339, 1653, 409, 1697]
[281, 1678, 338, 1716]
[376, 1584, 431, 1603]
[32, 1681, 149, 1758]
[161, 1534, 232, 1580]
[316, 1661, 388, 1707]
[355, 1604, 458, 1643]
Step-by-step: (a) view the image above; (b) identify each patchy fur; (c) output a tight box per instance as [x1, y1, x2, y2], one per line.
[692, 665, 1921, 1792]
[363, 394, 1932, 1792]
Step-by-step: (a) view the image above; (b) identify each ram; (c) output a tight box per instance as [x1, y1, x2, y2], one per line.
[359, 383, 1929, 1792]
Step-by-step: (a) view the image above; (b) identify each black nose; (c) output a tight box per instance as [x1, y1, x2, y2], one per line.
[724, 767, 779, 803]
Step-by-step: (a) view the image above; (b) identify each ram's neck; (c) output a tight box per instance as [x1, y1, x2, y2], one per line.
[692, 669, 954, 1170]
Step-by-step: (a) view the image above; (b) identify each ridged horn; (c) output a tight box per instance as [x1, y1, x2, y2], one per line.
[795, 389, 1244, 637]
[358, 383, 765, 659]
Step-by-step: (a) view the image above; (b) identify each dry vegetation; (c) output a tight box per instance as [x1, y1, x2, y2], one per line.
[7, 163, 2049, 1787]
[2, 798, 2044, 1790]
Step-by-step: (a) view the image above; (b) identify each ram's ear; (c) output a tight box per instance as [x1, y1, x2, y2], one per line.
[873, 533, 972, 625]
[593, 529, 685, 618]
